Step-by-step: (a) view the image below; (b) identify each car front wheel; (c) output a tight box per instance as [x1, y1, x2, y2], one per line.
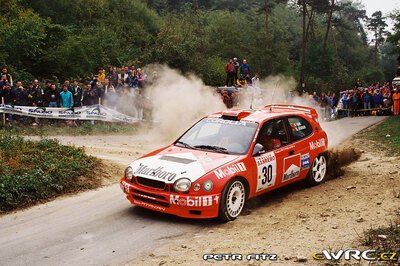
[218, 178, 246, 222]
[305, 154, 327, 186]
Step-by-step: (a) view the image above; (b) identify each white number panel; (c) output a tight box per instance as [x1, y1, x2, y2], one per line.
[255, 152, 277, 192]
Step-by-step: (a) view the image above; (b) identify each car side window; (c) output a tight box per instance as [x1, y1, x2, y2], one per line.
[256, 119, 289, 152]
[288, 116, 313, 141]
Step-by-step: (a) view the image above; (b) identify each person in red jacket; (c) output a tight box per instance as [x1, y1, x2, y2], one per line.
[393, 88, 400, 116]
[224, 58, 236, 87]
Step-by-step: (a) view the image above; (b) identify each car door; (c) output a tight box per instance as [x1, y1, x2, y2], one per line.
[253, 118, 292, 194]
[285, 116, 315, 181]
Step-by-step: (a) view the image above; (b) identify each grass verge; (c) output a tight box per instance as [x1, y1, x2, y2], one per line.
[362, 218, 400, 262]
[361, 116, 400, 156]
[0, 134, 102, 213]
[0, 121, 140, 136]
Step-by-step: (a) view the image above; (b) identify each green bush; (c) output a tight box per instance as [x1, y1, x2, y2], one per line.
[0, 134, 100, 212]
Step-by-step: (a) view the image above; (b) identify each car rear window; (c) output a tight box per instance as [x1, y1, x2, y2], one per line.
[288, 116, 313, 141]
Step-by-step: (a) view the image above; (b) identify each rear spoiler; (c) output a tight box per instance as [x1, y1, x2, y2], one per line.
[263, 104, 319, 121]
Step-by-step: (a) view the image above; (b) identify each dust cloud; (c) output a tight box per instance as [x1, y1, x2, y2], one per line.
[139, 66, 351, 149]
[143, 65, 225, 141]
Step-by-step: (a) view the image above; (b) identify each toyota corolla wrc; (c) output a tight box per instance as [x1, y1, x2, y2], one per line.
[120, 104, 329, 221]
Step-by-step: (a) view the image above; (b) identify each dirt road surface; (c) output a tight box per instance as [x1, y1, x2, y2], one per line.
[0, 116, 396, 266]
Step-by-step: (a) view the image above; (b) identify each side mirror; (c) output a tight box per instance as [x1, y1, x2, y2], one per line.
[252, 143, 265, 156]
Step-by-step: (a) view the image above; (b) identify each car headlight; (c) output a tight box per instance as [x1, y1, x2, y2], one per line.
[125, 166, 134, 181]
[173, 178, 192, 193]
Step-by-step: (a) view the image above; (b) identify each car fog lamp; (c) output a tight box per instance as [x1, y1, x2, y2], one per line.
[193, 183, 201, 192]
[173, 178, 192, 193]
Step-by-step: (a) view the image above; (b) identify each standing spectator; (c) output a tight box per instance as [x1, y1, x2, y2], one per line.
[1, 84, 14, 122]
[239, 59, 250, 79]
[59, 85, 74, 108]
[393, 88, 400, 116]
[105, 86, 118, 109]
[137, 68, 147, 89]
[72, 79, 83, 107]
[233, 57, 239, 81]
[13, 81, 28, 106]
[362, 88, 372, 115]
[95, 81, 105, 103]
[44, 80, 52, 94]
[13, 81, 28, 124]
[224, 58, 236, 87]
[45, 84, 59, 107]
[373, 89, 383, 109]
[2, 67, 13, 87]
[118, 67, 128, 84]
[342, 93, 349, 117]
[82, 84, 97, 106]
[251, 74, 260, 88]
[127, 71, 138, 90]
[128, 65, 136, 76]
[115, 79, 124, 94]
[351, 91, 359, 117]
[133, 89, 144, 121]
[98, 68, 106, 83]
[64, 80, 73, 93]
[106, 66, 118, 87]
[354, 79, 362, 89]
[33, 79, 45, 107]
[26, 82, 38, 107]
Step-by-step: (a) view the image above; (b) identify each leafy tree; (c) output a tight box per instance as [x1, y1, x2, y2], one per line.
[367, 11, 388, 64]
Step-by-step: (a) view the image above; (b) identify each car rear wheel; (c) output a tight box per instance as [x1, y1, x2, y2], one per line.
[218, 178, 246, 222]
[305, 154, 327, 186]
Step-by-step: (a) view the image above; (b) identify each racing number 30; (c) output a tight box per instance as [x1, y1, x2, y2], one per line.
[261, 165, 273, 185]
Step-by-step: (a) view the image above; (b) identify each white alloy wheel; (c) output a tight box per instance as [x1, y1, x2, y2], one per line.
[225, 181, 245, 218]
[312, 155, 327, 183]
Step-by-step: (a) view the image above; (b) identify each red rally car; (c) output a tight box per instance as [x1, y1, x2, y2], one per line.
[120, 104, 328, 221]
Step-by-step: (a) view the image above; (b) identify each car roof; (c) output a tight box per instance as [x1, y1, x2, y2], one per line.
[207, 105, 317, 124]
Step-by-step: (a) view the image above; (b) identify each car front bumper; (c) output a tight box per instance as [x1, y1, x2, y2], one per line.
[120, 179, 220, 219]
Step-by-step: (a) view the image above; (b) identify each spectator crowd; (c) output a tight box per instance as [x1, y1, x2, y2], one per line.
[1, 60, 400, 127]
[223, 58, 399, 119]
[0, 66, 150, 125]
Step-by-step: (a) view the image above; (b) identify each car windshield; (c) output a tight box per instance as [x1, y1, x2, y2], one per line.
[175, 117, 258, 155]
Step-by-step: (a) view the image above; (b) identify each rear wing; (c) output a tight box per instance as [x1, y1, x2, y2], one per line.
[263, 104, 319, 121]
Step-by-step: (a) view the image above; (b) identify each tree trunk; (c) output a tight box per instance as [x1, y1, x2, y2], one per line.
[300, 0, 307, 90]
[265, 0, 269, 74]
[300, 0, 314, 91]
[323, 0, 335, 51]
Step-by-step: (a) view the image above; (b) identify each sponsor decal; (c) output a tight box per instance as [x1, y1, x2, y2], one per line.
[312, 250, 399, 262]
[170, 195, 219, 207]
[59, 108, 82, 118]
[282, 154, 301, 182]
[309, 138, 326, 150]
[255, 152, 277, 192]
[133, 200, 166, 212]
[290, 121, 306, 132]
[86, 106, 107, 118]
[203, 180, 213, 192]
[301, 154, 310, 169]
[120, 181, 130, 193]
[214, 162, 247, 179]
[204, 117, 247, 126]
[134, 164, 177, 181]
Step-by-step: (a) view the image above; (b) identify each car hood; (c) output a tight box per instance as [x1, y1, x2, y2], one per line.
[128, 146, 240, 184]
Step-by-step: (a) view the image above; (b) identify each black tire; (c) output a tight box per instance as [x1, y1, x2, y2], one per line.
[305, 154, 327, 186]
[218, 178, 246, 222]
